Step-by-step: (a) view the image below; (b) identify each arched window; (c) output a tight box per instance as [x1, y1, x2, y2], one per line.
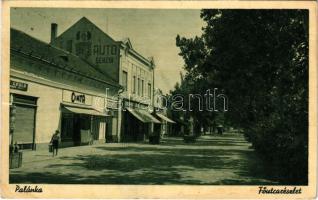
[87, 31, 91, 40]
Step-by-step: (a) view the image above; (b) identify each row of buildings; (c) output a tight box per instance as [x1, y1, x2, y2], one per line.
[9, 17, 175, 150]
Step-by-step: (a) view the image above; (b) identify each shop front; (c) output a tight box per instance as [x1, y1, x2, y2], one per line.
[60, 90, 110, 147]
[10, 27, 122, 151]
[121, 100, 161, 142]
[154, 113, 176, 136]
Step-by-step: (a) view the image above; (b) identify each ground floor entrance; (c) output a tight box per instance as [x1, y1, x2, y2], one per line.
[60, 104, 109, 147]
[121, 108, 161, 142]
[10, 93, 38, 150]
[122, 110, 149, 142]
[61, 113, 90, 146]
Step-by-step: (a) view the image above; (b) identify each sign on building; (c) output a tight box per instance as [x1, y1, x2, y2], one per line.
[10, 80, 28, 91]
[62, 90, 92, 105]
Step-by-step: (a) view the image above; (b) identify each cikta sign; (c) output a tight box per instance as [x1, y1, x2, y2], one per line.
[62, 90, 92, 105]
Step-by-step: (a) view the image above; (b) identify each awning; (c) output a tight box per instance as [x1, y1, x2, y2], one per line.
[127, 108, 161, 123]
[62, 104, 108, 116]
[156, 113, 176, 123]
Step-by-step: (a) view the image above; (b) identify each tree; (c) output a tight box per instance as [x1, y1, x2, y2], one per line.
[173, 9, 308, 184]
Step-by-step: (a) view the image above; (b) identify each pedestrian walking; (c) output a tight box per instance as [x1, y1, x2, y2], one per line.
[50, 130, 60, 157]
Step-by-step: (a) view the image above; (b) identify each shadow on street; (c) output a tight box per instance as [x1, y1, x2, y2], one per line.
[10, 133, 282, 185]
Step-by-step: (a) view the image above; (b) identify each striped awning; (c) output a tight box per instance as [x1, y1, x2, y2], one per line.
[127, 108, 161, 123]
[156, 113, 176, 123]
[62, 103, 108, 116]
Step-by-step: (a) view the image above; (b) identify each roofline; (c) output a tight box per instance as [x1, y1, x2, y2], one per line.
[11, 28, 122, 88]
[51, 17, 117, 45]
[119, 42, 155, 68]
[11, 47, 123, 89]
[49, 17, 155, 69]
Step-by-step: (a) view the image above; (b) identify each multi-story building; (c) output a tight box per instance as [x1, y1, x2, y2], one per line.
[50, 17, 161, 142]
[10, 28, 121, 150]
[10, 17, 176, 149]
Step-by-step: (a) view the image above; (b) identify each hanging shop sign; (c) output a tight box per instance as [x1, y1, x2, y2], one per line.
[62, 90, 92, 105]
[10, 80, 28, 91]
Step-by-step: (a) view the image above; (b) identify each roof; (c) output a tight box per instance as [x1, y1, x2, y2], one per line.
[10, 28, 120, 88]
[119, 39, 154, 68]
[75, 17, 154, 68]
[121, 37, 133, 49]
[52, 16, 154, 69]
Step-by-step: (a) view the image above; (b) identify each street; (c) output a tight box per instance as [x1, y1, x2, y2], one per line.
[10, 133, 279, 185]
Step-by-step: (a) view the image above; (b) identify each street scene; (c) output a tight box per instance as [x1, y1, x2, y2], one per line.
[10, 133, 278, 184]
[9, 8, 308, 185]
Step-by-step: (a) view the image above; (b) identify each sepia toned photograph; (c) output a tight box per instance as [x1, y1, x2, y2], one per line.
[1, 1, 317, 199]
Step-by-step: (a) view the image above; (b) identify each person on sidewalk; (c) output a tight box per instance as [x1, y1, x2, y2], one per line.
[50, 130, 60, 157]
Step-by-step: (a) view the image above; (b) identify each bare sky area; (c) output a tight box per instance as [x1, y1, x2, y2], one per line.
[11, 8, 205, 94]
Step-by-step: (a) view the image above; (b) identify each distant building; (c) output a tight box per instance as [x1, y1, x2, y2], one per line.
[153, 89, 175, 136]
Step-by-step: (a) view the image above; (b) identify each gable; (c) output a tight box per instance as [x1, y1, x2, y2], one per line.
[122, 37, 133, 50]
[11, 28, 120, 88]
[51, 17, 120, 82]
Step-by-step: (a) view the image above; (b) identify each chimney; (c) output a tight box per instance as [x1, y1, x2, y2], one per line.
[50, 23, 58, 43]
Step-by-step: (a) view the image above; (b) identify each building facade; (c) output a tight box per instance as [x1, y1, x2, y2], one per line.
[10, 28, 120, 150]
[50, 17, 160, 142]
[10, 17, 176, 149]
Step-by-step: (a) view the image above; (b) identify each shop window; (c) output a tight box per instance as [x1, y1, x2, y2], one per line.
[122, 71, 128, 91]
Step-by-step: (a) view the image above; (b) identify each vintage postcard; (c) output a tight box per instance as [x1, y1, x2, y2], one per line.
[1, 0, 317, 199]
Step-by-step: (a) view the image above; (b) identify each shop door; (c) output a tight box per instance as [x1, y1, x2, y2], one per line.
[91, 116, 99, 140]
[14, 105, 36, 149]
[73, 115, 82, 145]
[106, 117, 113, 142]
[61, 113, 74, 143]
[92, 116, 107, 141]
[12, 94, 37, 150]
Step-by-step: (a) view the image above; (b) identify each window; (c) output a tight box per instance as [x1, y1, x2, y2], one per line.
[87, 31, 91, 40]
[137, 78, 141, 96]
[122, 71, 128, 91]
[66, 40, 73, 53]
[133, 76, 136, 94]
[76, 31, 80, 40]
[148, 83, 152, 98]
[141, 80, 144, 97]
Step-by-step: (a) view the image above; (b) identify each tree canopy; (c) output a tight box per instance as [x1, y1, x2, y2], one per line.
[172, 9, 308, 184]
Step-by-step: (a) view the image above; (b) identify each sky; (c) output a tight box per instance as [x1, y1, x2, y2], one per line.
[11, 8, 205, 94]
